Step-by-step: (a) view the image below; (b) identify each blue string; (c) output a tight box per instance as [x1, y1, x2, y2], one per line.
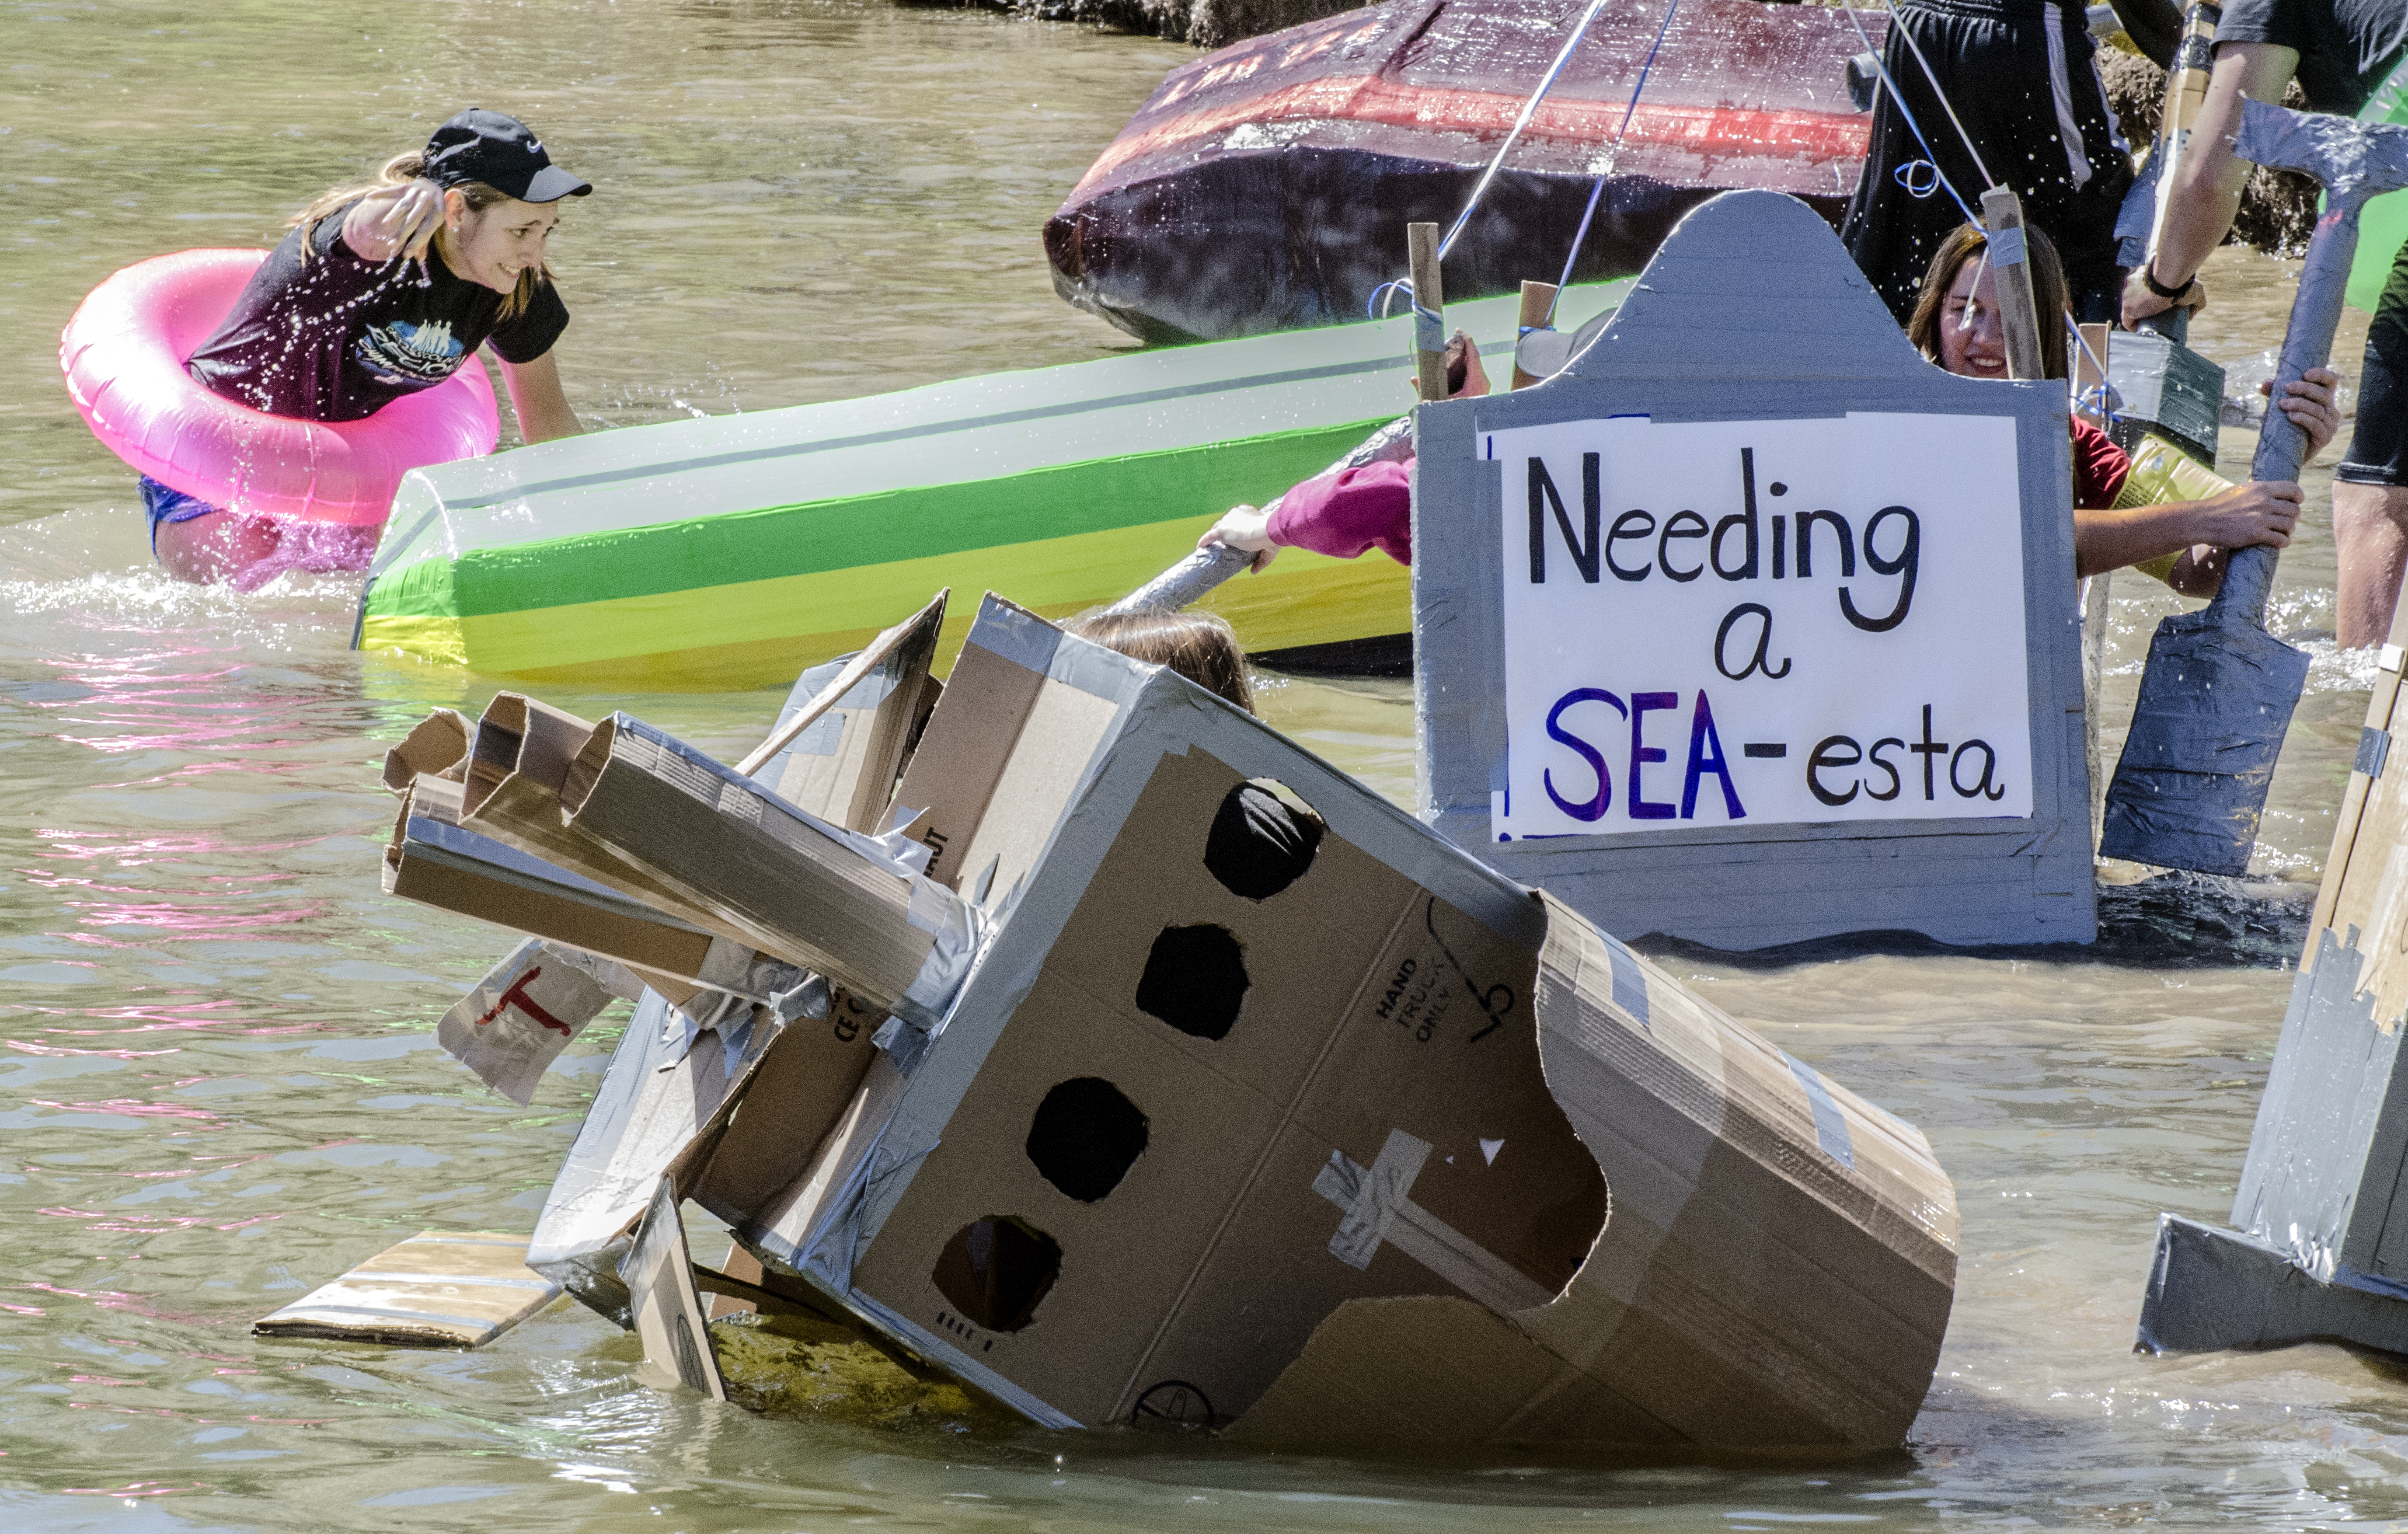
[1837, 1, 1979, 225]
[1894, 158, 1940, 199]
[1551, 0, 1682, 301]
[1367, 279, 1442, 325]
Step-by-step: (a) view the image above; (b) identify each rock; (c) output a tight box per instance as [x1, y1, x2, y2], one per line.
[2096, 43, 2318, 257]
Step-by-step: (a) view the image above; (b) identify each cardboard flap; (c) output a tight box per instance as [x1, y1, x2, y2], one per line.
[382, 709, 470, 793]
[622, 1177, 729, 1399]
[252, 1231, 560, 1349]
[743, 589, 947, 832]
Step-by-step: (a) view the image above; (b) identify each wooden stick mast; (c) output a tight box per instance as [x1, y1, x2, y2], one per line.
[1408, 222, 1448, 401]
[1980, 186, 2047, 382]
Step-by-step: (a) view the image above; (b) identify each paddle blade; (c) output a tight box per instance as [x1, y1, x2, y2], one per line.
[2099, 606, 2311, 874]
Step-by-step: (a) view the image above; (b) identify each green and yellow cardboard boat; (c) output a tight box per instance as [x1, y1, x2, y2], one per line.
[353, 280, 1628, 689]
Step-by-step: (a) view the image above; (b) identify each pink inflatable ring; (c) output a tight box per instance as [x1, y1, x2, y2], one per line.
[59, 248, 499, 528]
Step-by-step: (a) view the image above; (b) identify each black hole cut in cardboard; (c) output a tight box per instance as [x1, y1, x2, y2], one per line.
[1204, 782, 1325, 901]
[1135, 925, 1248, 1040]
[1025, 1076, 1151, 1203]
[931, 1215, 1062, 1333]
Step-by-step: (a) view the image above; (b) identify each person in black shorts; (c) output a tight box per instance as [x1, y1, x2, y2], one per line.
[2125, 3, 2407, 646]
[153, 109, 588, 585]
[1843, 0, 2135, 326]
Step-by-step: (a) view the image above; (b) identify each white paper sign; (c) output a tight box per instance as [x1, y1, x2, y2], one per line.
[1491, 412, 2031, 841]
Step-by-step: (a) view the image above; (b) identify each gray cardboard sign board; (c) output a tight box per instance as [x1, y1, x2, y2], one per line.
[1413, 190, 2095, 950]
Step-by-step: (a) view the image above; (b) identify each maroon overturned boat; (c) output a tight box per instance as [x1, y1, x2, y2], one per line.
[1046, 0, 1886, 343]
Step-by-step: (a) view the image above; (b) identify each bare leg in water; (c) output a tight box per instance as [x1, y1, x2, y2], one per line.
[154, 511, 283, 585]
[2333, 482, 2408, 649]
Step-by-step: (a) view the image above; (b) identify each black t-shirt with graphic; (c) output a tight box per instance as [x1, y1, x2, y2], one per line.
[2217, 0, 2408, 113]
[186, 200, 570, 423]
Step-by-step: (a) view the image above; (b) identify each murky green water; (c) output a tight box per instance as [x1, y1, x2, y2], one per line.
[6, 0, 2408, 1528]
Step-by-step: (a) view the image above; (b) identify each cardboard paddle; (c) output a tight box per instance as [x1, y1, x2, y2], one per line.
[2100, 100, 2408, 874]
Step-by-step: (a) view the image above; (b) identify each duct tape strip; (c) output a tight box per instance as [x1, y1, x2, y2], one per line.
[1782, 1053, 1857, 1170]
[967, 598, 1064, 676]
[1414, 305, 1446, 358]
[1988, 225, 2027, 267]
[1311, 1128, 1555, 1313]
[2358, 726, 2393, 780]
[1606, 935, 1651, 1030]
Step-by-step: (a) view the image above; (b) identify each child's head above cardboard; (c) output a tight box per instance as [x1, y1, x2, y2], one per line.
[1061, 608, 1254, 714]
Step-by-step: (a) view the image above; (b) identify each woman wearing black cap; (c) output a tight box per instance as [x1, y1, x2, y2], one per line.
[149, 109, 590, 584]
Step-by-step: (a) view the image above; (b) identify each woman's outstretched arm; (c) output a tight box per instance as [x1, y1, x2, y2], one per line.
[496, 351, 580, 444]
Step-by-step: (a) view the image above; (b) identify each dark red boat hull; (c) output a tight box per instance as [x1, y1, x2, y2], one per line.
[1047, 0, 1885, 342]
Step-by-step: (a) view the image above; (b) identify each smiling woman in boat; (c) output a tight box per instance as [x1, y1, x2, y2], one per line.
[148, 109, 588, 585]
[1908, 221, 2337, 593]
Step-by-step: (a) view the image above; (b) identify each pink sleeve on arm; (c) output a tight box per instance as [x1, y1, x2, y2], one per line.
[1264, 458, 1414, 566]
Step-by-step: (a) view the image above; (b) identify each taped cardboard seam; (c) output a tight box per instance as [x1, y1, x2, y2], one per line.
[562, 713, 967, 1028]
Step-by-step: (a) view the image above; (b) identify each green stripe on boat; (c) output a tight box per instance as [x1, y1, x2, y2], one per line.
[359, 279, 1628, 688]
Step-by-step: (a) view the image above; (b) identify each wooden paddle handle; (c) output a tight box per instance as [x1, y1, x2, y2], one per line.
[1409, 222, 1448, 402]
[1980, 187, 2047, 384]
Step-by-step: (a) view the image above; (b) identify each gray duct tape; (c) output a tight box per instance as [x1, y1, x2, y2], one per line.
[1989, 225, 2028, 266]
[1311, 1129, 1556, 1312]
[1606, 936, 1651, 1030]
[1783, 1053, 1858, 1170]
[967, 599, 1063, 675]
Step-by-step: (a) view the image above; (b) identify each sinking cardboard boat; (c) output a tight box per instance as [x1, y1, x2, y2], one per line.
[1048, 0, 1881, 343]
[386, 592, 1957, 1450]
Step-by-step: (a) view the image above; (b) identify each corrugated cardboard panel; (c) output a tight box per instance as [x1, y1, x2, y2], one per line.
[891, 597, 1131, 903]
[848, 965, 1285, 1420]
[382, 709, 469, 793]
[753, 591, 946, 832]
[743, 1051, 912, 1277]
[845, 742, 1603, 1427]
[252, 1231, 559, 1348]
[1220, 1294, 1681, 1449]
[689, 995, 880, 1230]
[623, 1179, 727, 1398]
[1229, 892, 1956, 1449]
[562, 714, 946, 1022]
[385, 815, 722, 991]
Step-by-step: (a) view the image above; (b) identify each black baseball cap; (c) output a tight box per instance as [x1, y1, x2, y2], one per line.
[423, 109, 591, 203]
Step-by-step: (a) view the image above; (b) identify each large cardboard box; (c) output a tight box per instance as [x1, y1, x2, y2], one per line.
[390, 594, 1954, 1446]
[730, 595, 1957, 1448]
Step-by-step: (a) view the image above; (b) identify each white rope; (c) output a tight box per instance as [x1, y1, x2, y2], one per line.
[1436, 0, 1615, 260]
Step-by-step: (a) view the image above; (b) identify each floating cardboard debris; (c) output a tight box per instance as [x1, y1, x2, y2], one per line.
[427, 593, 1954, 1449]
[251, 1231, 560, 1348]
[437, 937, 643, 1106]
